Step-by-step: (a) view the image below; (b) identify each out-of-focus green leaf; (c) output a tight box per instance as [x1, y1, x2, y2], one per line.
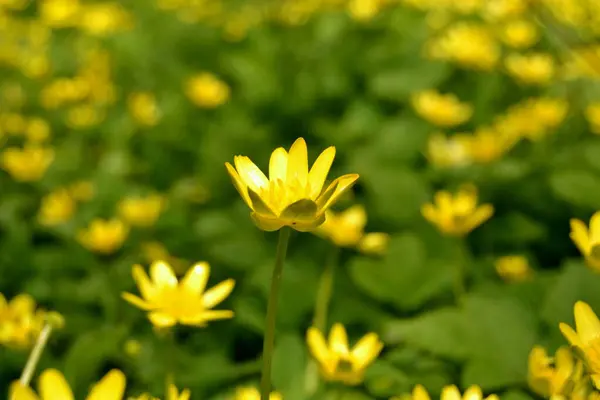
[549, 170, 600, 208]
[272, 333, 306, 400]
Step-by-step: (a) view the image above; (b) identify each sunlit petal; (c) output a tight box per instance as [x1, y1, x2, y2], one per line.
[149, 261, 178, 289]
[86, 370, 126, 400]
[181, 262, 209, 295]
[287, 137, 309, 187]
[132, 264, 155, 300]
[39, 369, 75, 400]
[148, 312, 177, 327]
[225, 162, 252, 208]
[308, 146, 335, 199]
[234, 156, 269, 193]
[350, 332, 383, 370]
[203, 279, 235, 309]
[269, 147, 288, 183]
[328, 323, 349, 355]
[121, 292, 154, 310]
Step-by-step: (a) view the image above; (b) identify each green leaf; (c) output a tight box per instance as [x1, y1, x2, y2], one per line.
[364, 360, 411, 398]
[272, 333, 307, 400]
[549, 170, 600, 208]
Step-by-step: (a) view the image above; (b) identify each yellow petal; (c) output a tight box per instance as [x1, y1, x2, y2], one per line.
[181, 262, 209, 295]
[280, 199, 318, 222]
[441, 385, 462, 400]
[421, 203, 439, 224]
[178, 389, 191, 400]
[39, 369, 75, 400]
[234, 156, 269, 193]
[148, 312, 177, 327]
[225, 162, 252, 208]
[350, 332, 383, 370]
[306, 327, 330, 366]
[121, 292, 154, 310]
[329, 323, 349, 355]
[251, 213, 285, 231]
[570, 219, 590, 255]
[308, 146, 336, 199]
[248, 189, 277, 217]
[10, 294, 35, 314]
[559, 322, 583, 348]
[150, 261, 178, 289]
[269, 147, 288, 183]
[463, 204, 494, 233]
[591, 211, 600, 242]
[317, 174, 359, 212]
[202, 279, 235, 309]
[463, 386, 483, 400]
[287, 214, 326, 232]
[342, 205, 367, 230]
[286, 137, 308, 187]
[413, 385, 431, 400]
[9, 382, 39, 400]
[86, 370, 126, 400]
[574, 301, 600, 345]
[195, 309, 234, 323]
[132, 264, 155, 300]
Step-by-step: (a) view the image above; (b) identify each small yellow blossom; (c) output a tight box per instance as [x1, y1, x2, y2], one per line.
[226, 137, 358, 232]
[357, 232, 390, 255]
[78, 2, 133, 36]
[118, 194, 165, 227]
[1, 113, 27, 135]
[77, 218, 129, 254]
[412, 90, 473, 128]
[505, 53, 555, 85]
[316, 205, 388, 254]
[68, 180, 95, 201]
[422, 186, 494, 236]
[347, 0, 381, 21]
[124, 339, 142, 357]
[562, 45, 600, 80]
[38, 189, 76, 226]
[482, 0, 526, 21]
[130, 384, 190, 400]
[426, 133, 473, 168]
[499, 19, 539, 49]
[122, 260, 235, 328]
[528, 345, 583, 398]
[39, 0, 80, 27]
[234, 386, 282, 400]
[1, 145, 54, 182]
[586, 103, 600, 135]
[25, 118, 51, 143]
[0, 293, 46, 348]
[468, 127, 515, 164]
[185, 73, 230, 108]
[306, 323, 383, 385]
[559, 301, 600, 388]
[495, 255, 533, 283]
[128, 91, 160, 126]
[10, 368, 125, 400]
[393, 384, 499, 400]
[570, 212, 600, 272]
[66, 104, 103, 129]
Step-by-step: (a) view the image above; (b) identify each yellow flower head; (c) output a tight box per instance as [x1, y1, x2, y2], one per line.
[226, 137, 359, 232]
[38, 188, 76, 226]
[505, 53, 555, 86]
[118, 194, 165, 227]
[426, 133, 473, 168]
[347, 0, 381, 21]
[399, 384, 499, 400]
[499, 19, 539, 49]
[412, 90, 473, 128]
[10, 368, 125, 400]
[306, 323, 383, 385]
[39, 0, 80, 27]
[122, 260, 235, 328]
[77, 218, 129, 254]
[78, 2, 133, 36]
[234, 386, 282, 400]
[0, 293, 46, 348]
[130, 383, 191, 400]
[570, 212, 600, 272]
[528, 345, 583, 398]
[185, 72, 230, 108]
[468, 127, 515, 164]
[559, 301, 600, 388]
[128, 91, 160, 126]
[495, 255, 533, 283]
[562, 45, 600, 81]
[25, 118, 51, 143]
[1, 145, 54, 182]
[585, 103, 600, 135]
[422, 186, 494, 236]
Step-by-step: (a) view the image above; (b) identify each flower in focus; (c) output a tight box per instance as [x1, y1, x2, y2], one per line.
[130, 383, 191, 400]
[122, 260, 235, 328]
[118, 194, 165, 227]
[570, 212, 600, 272]
[9, 368, 125, 400]
[422, 185, 494, 236]
[77, 218, 129, 254]
[0, 293, 46, 348]
[426, 133, 473, 168]
[37, 189, 76, 226]
[495, 255, 533, 283]
[505, 53, 555, 85]
[412, 90, 473, 128]
[306, 323, 383, 385]
[128, 91, 160, 126]
[528, 345, 583, 398]
[234, 386, 282, 400]
[559, 301, 600, 388]
[1, 145, 54, 182]
[585, 103, 600, 135]
[185, 72, 230, 108]
[316, 205, 389, 255]
[499, 19, 539, 49]
[393, 384, 499, 400]
[226, 137, 359, 232]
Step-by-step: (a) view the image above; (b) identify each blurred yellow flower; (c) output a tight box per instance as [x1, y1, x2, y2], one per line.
[495, 255, 533, 283]
[38, 189, 76, 226]
[1, 113, 27, 135]
[39, 0, 80, 27]
[570, 212, 600, 272]
[585, 103, 600, 135]
[130, 384, 191, 400]
[128, 91, 161, 126]
[1, 145, 54, 182]
[68, 180, 95, 201]
[66, 104, 103, 129]
[124, 338, 142, 357]
[226, 137, 359, 232]
[306, 323, 383, 385]
[77, 218, 129, 254]
[78, 2, 133, 35]
[422, 186, 494, 236]
[234, 386, 282, 400]
[10, 368, 125, 400]
[559, 301, 600, 388]
[482, 0, 526, 21]
[122, 260, 235, 328]
[505, 53, 555, 85]
[316, 205, 389, 255]
[499, 19, 539, 49]
[25, 118, 51, 143]
[118, 194, 165, 227]
[426, 133, 473, 168]
[185, 72, 230, 108]
[0, 293, 46, 348]
[394, 384, 499, 400]
[563, 45, 600, 80]
[468, 127, 515, 164]
[141, 241, 188, 274]
[528, 345, 583, 398]
[412, 90, 473, 128]
[347, 0, 381, 21]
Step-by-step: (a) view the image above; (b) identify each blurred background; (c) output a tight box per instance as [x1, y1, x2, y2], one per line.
[2, 0, 600, 398]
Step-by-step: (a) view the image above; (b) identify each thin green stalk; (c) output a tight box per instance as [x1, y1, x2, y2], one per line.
[260, 227, 292, 400]
[20, 324, 53, 386]
[453, 258, 465, 306]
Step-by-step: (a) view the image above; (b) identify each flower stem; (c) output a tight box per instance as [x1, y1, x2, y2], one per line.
[453, 239, 468, 305]
[260, 227, 292, 400]
[19, 324, 53, 386]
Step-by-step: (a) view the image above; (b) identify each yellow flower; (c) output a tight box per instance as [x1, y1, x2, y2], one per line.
[0, 293, 45, 348]
[586, 103, 600, 135]
[66, 104, 104, 129]
[422, 186, 494, 236]
[528, 345, 583, 397]
[185, 72, 230, 108]
[10, 368, 125, 400]
[128, 91, 160, 126]
[78, 2, 133, 36]
[499, 19, 539, 49]
[559, 301, 600, 388]
[316, 205, 389, 254]
[141, 241, 188, 274]
[129, 384, 191, 400]
[394, 384, 499, 400]
[122, 260, 235, 328]
[234, 386, 282, 400]
[347, 0, 381, 21]
[306, 323, 383, 385]
[495, 255, 533, 283]
[1, 113, 27, 135]
[426, 133, 473, 168]
[412, 90, 473, 128]
[225, 137, 359, 232]
[68, 180, 95, 201]
[505, 53, 555, 85]
[25, 118, 51, 143]
[38, 189, 76, 226]
[118, 194, 165, 227]
[562, 45, 600, 80]
[570, 212, 600, 272]
[39, 0, 80, 27]
[468, 127, 515, 164]
[1, 145, 54, 182]
[77, 218, 129, 254]
[482, 0, 526, 21]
